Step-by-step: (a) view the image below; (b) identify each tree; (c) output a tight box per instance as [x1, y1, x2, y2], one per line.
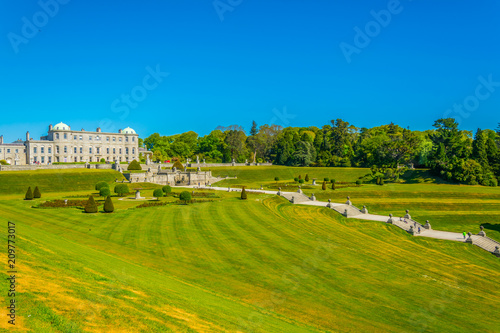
[0, 160, 8, 165]
[324, 177, 329, 181]
[99, 187, 111, 197]
[103, 195, 114, 213]
[100, 158, 106, 163]
[305, 174, 310, 182]
[128, 159, 142, 171]
[95, 181, 109, 191]
[250, 121, 258, 136]
[322, 181, 326, 190]
[33, 186, 41, 198]
[299, 179, 304, 184]
[114, 184, 130, 197]
[85, 196, 98, 213]
[294, 177, 299, 182]
[162, 185, 172, 196]
[274, 177, 279, 183]
[298, 175, 302, 180]
[153, 189, 164, 200]
[172, 160, 184, 170]
[25, 187, 33, 200]
[241, 186, 247, 200]
[332, 182, 336, 190]
[179, 191, 192, 203]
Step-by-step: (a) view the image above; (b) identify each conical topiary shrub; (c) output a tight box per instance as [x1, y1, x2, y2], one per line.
[331, 182, 336, 190]
[25, 187, 33, 200]
[322, 181, 326, 190]
[127, 159, 142, 171]
[103, 195, 114, 213]
[305, 174, 310, 182]
[172, 160, 184, 170]
[85, 196, 98, 213]
[33, 186, 41, 198]
[241, 186, 247, 200]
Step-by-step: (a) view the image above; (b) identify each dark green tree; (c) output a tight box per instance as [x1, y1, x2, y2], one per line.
[305, 174, 310, 182]
[162, 185, 172, 196]
[241, 186, 247, 200]
[153, 189, 164, 200]
[114, 184, 130, 197]
[85, 196, 98, 213]
[172, 160, 184, 170]
[322, 181, 326, 190]
[103, 195, 114, 213]
[274, 177, 279, 183]
[95, 181, 109, 191]
[127, 159, 142, 171]
[99, 187, 111, 197]
[25, 187, 33, 200]
[33, 186, 41, 198]
[179, 191, 192, 203]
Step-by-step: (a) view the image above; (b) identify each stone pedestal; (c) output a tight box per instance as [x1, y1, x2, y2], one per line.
[310, 194, 316, 201]
[424, 221, 431, 230]
[387, 214, 393, 224]
[465, 232, 473, 243]
[493, 246, 500, 257]
[361, 205, 368, 214]
[345, 196, 352, 206]
[478, 225, 486, 237]
[404, 209, 411, 219]
[343, 209, 348, 217]
[291, 196, 295, 204]
[408, 226, 415, 235]
[312, 179, 316, 185]
[135, 190, 142, 200]
[327, 199, 332, 208]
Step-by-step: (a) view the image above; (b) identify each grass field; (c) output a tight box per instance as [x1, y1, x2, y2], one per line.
[0, 168, 499, 332]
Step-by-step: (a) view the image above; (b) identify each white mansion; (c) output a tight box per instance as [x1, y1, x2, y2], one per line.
[0, 122, 141, 165]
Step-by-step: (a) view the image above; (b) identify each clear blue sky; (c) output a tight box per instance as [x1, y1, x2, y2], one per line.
[1, 0, 499, 142]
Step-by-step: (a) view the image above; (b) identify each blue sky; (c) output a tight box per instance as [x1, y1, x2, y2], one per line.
[1, 0, 499, 142]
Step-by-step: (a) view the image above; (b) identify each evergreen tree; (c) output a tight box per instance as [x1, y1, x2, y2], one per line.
[103, 195, 114, 213]
[331, 182, 336, 190]
[250, 121, 258, 136]
[85, 196, 98, 213]
[25, 187, 33, 200]
[172, 160, 184, 170]
[472, 128, 489, 168]
[305, 174, 310, 182]
[33, 186, 41, 198]
[241, 186, 247, 200]
[127, 159, 142, 171]
[322, 181, 326, 190]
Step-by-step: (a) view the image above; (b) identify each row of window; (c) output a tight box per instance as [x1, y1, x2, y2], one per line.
[54, 133, 135, 143]
[0, 148, 25, 154]
[32, 156, 134, 163]
[32, 147, 136, 155]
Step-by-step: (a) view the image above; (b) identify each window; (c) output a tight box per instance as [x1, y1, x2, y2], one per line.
[132, 148, 135, 154]
[74, 157, 77, 162]
[56, 146, 59, 154]
[41, 156, 45, 164]
[79, 136, 83, 141]
[41, 147, 44, 154]
[126, 148, 129, 155]
[96, 136, 100, 141]
[113, 137, 116, 142]
[126, 137, 129, 142]
[48, 147, 51, 154]
[48, 156, 52, 163]
[64, 146, 67, 153]
[107, 148, 110, 154]
[74, 136, 77, 140]
[80, 147, 83, 154]
[64, 133, 67, 139]
[56, 133, 59, 139]
[0, 149, 2, 153]
[80, 156, 83, 161]
[119, 148, 122, 154]
[113, 148, 116, 154]
[7, 149, 11, 153]
[119, 137, 122, 142]
[74, 147, 77, 154]
[89, 136, 92, 141]
[33, 147, 37, 153]
[97, 147, 100, 154]
[89, 147, 92, 154]
[15, 149, 19, 153]
[132, 137, 135, 142]
[34, 156, 37, 162]
[106, 137, 110, 142]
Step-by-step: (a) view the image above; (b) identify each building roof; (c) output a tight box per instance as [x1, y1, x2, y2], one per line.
[53, 122, 70, 131]
[123, 127, 136, 134]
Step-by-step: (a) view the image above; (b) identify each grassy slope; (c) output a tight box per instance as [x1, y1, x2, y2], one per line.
[0, 190, 499, 332]
[0, 169, 125, 194]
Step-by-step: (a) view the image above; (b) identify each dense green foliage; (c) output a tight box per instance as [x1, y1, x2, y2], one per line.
[127, 159, 142, 171]
[114, 184, 130, 197]
[0, 159, 8, 165]
[322, 181, 326, 190]
[153, 188, 164, 200]
[241, 186, 247, 200]
[99, 187, 111, 197]
[162, 185, 172, 195]
[25, 186, 33, 200]
[95, 181, 109, 191]
[143, 118, 500, 185]
[179, 191, 191, 203]
[103, 195, 114, 213]
[172, 160, 184, 170]
[84, 195, 98, 213]
[33, 186, 41, 198]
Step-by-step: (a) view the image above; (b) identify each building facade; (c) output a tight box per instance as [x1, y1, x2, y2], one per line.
[0, 122, 140, 165]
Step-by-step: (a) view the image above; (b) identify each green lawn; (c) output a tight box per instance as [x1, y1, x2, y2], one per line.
[0, 168, 499, 332]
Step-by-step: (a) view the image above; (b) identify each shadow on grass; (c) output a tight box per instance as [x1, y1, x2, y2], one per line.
[482, 223, 500, 233]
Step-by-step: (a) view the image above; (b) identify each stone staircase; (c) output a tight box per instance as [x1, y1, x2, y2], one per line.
[469, 235, 500, 255]
[279, 191, 312, 203]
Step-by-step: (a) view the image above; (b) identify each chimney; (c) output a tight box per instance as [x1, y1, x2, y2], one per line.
[26, 131, 30, 141]
[0, 135, 3, 144]
[118, 129, 123, 133]
[49, 124, 53, 131]
[97, 127, 101, 132]
[81, 128, 85, 132]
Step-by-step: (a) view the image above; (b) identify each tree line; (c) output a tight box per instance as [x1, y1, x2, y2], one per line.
[141, 118, 500, 186]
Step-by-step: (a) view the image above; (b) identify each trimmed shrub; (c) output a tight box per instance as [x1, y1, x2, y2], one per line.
[172, 160, 184, 170]
[100, 158, 106, 163]
[330, 179, 336, 184]
[356, 179, 363, 185]
[100, 187, 111, 197]
[33, 186, 41, 198]
[114, 184, 130, 197]
[162, 185, 172, 195]
[322, 181, 326, 190]
[298, 175, 302, 180]
[25, 187, 33, 200]
[274, 177, 280, 183]
[153, 189, 164, 200]
[331, 182, 336, 190]
[127, 159, 142, 171]
[299, 179, 305, 184]
[305, 174, 310, 182]
[103, 195, 114, 213]
[294, 177, 299, 182]
[95, 181, 109, 191]
[84, 196, 98, 213]
[324, 177, 329, 182]
[241, 186, 247, 200]
[0, 160, 8, 165]
[179, 191, 192, 203]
